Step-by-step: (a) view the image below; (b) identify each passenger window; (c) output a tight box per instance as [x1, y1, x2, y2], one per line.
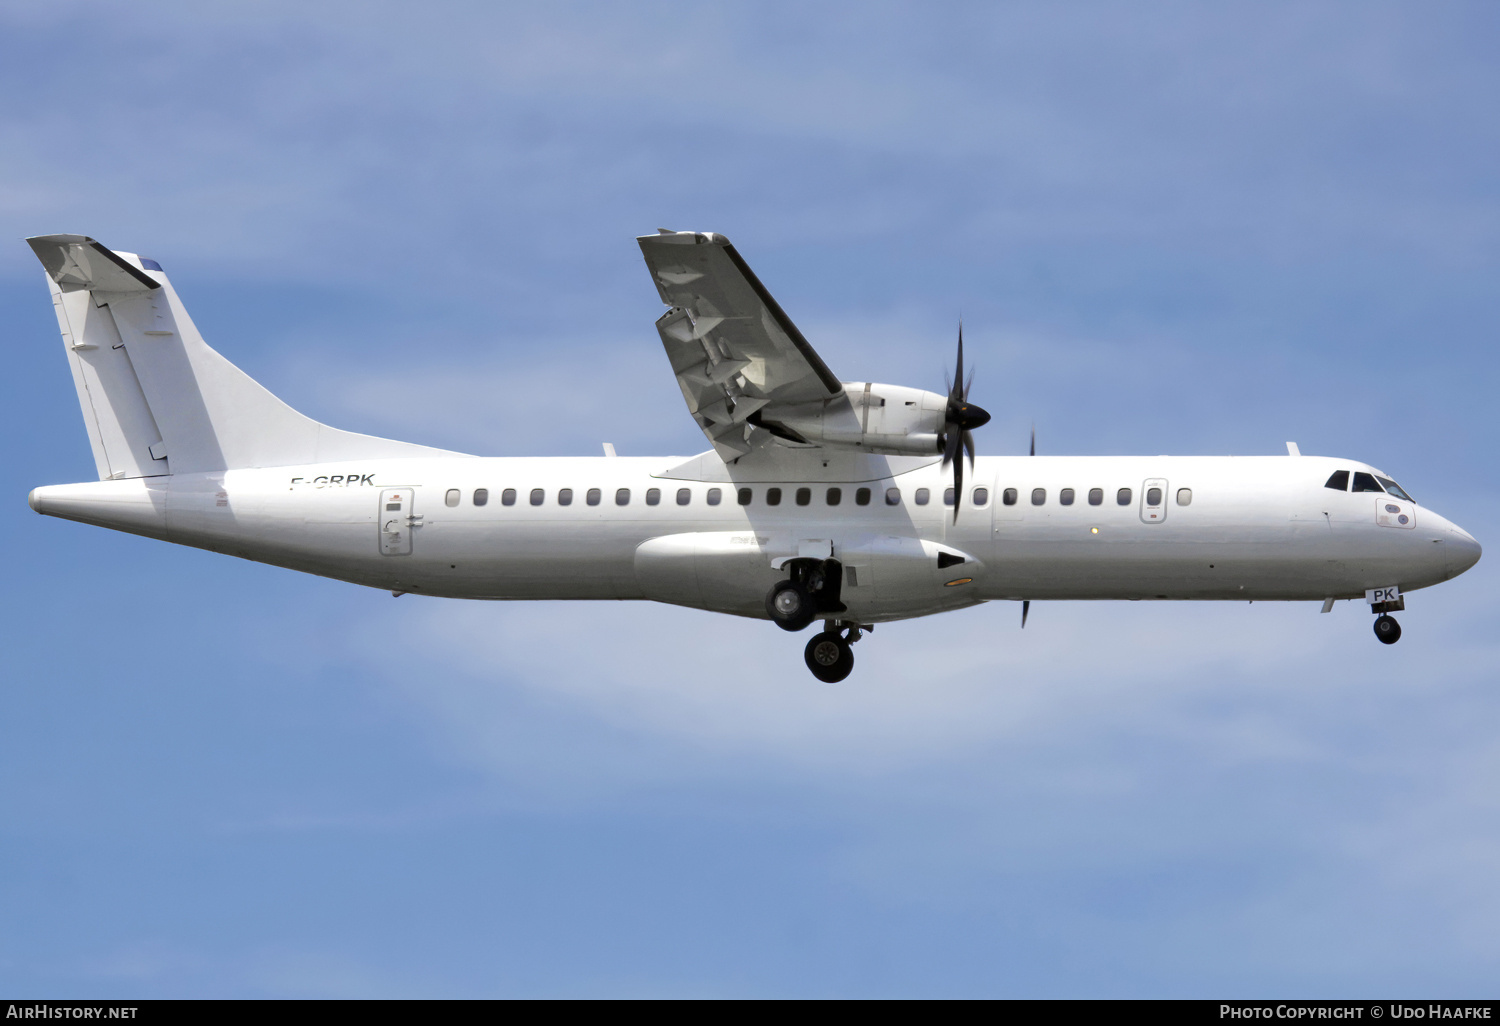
[473, 488, 489, 507]
[646, 487, 661, 505]
[1375, 477, 1413, 502]
[707, 488, 722, 506]
[445, 488, 460, 507]
[885, 487, 901, 505]
[826, 487, 841, 506]
[795, 487, 812, 506]
[1031, 488, 1046, 506]
[973, 487, 989, 506]
[1176, 488, 1192, 506]
[944, 488, 955, 506]
[1146, 487, 1162, 506]
[1003, 487, 1018, 506]
[676, 487, 691, 506]
[529, 488, 544, 506]
[1088, 487, 1103, 506]
[1060, 488, 1075, 506]
[737, 487, 753, 506]
[766, 487, 782, 506]
[615, 488, 631, 506]
[855, 487, 871, 506]
[1352, 472, 1384, 493]
[915, 488, 930, 506]
[501, 488, 517, 506]
[558, 488, 573, 506]
[1324, 470, 1350, 491]
[1117, 487, 1132, 506]
[586, 488, 601, 506]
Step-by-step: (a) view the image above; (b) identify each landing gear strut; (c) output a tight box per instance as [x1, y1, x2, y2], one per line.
[1373, 614, 1402, 645]
[803, 621, 869, 683]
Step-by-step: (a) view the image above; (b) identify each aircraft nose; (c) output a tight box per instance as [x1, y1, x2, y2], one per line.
[1446, 524, 1482, 579]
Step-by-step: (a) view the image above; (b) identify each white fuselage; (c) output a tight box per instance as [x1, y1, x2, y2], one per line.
[29, 452, 1481, 624]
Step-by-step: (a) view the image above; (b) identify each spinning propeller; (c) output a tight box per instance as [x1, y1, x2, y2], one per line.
[940, 325, 992, 521]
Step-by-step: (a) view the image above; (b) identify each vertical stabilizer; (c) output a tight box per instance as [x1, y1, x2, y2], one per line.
[33, 236, 169, 480]
[28, 235, 465, 478]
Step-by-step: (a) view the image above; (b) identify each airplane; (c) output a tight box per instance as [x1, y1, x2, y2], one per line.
[24, 230, 1482, 682]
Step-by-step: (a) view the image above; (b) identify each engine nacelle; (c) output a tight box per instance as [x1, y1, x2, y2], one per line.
[756, 382, 948, 456]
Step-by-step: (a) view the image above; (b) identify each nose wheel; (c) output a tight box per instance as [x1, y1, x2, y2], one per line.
[1373, 614, 1402, 645]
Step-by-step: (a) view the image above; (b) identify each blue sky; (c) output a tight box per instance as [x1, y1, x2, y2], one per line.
[3, 1, 1498, 997]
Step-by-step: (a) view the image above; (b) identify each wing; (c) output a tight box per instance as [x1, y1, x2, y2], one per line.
[639, 230, 842, 459]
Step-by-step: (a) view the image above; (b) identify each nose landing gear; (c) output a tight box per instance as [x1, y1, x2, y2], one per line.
[1369, 591, 1405, 645]
[1373, 614, 1402, 645]
[804, 621, 869, 683]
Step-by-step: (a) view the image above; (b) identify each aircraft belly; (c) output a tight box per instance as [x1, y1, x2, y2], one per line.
[414, 520, 638, 599]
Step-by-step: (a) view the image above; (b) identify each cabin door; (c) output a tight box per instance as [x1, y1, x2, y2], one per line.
[379, 488, 415, 555]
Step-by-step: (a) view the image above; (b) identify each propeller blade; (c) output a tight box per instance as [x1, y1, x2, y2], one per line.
[1021, 600, 1030, 628]
[953, 325, 965, 402]
[951, 445, 964, 522]
[1029, 425, 1035, 457]
[941, 319, 987, 522]
[941, 423, 961, 466]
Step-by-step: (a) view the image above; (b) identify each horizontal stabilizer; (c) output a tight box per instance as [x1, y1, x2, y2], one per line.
[27, 234, 159, 293]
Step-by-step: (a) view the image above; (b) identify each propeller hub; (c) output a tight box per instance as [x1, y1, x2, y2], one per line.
[948, 401, 990, 431]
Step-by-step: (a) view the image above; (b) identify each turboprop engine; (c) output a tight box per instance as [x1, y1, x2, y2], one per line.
[753, 382, 951, 456]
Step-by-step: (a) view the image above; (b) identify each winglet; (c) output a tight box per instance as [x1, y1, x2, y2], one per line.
[27, 234, 159, 293]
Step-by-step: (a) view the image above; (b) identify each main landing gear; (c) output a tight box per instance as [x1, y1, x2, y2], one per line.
[804, 622, 869, 683]
[766, 557, 871, 681]
[765, 557, 845, 632]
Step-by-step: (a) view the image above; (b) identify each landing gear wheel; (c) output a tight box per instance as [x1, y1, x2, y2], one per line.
[766, 580, 816, 632]
[1373, 614, 1402, 645]
[804, 631, 855, 682]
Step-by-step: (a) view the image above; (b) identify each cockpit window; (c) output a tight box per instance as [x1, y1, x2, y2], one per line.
[1376, 476, 1413, 502]
[1324, 470, 1349, 491]
[1351, 472, 1384, 493]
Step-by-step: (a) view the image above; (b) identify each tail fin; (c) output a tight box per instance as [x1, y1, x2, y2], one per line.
[29, 234, 464, 480]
